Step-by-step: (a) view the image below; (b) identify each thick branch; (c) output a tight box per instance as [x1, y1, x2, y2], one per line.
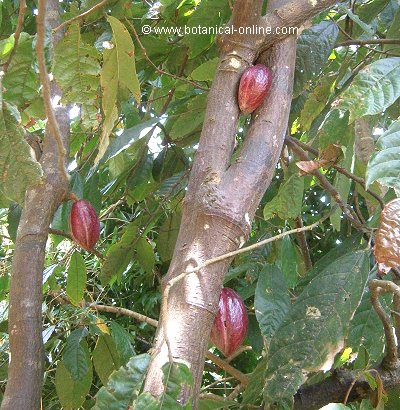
[257, 0, 339, 55]
[294, 365, 400, 409]
[1, 1, 70, 409]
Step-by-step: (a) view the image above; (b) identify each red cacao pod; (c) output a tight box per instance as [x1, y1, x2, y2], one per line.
[69, 200, 100, 250]
[210, 287, 248, 357]
[238, 64, 272, 114]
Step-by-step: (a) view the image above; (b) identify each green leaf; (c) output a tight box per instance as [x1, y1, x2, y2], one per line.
[366, 121, 400, 193]
[66, 251, 87, 306]
[3, 33, 39, 108]
[294, 21, 339, 97]
[318, 110, 350, 149]
[159, 361, 193, 409]
[101, 222, 138, 285]
[134, 392, 159, 409]
[299, 75, 335, 132]
[280, 236, 298, 288]
[93, 353, 150, 410]
[384, 8, 400, 56]
[53, 22, 100, 129]
[340, 57, 400, 122]
[330, 128, 354, 231]
[136, 237, 155, 274]
[242, 358, 267, 405]
[63, 328, 90, 381]
[156, 210, 182, 262]
[168, 94, 207, 141]
[101, 119, 158, 164]
[93, 335, 121, 386]
[96, 16, 141, 162]
[198, 398, 237, 409]
[7, 202, 21, 243]
[263, 251, 370, 407]
[0, 106, 42, 205]
[263, 174, 304, 220]
[56, 349, 93, 409]
[255, 265, 290, 340]
[190, 58, 219, 82]
[347, 291, 388, 362]
[110, 321, 135, 365]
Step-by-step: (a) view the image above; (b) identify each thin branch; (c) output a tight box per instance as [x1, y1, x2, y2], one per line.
[369, 279, 400, 370]
[295, 216, 313, 271]
[337, 38, 400, 47]
[37, 0, 69, 183]
[2, 0, 26, 74]
[53, 0, 110, 33]
[286, 136, 385, 209]
[286, 138, 370, 232]
[52, 292, 248, 384]
[89, 303, 159, 327]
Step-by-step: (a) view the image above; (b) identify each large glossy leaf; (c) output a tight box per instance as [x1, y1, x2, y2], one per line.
[110, 321, 135, 365]
[136, 237, 155, 274]
[100, 222, 137, 285]
[241, 358, 268, 406]
[96, 16, 141, 162]
[341, 57, 400, 122]
[347, 291, 388, 362]
[66, 251, 87, 306]
[55, 348, 93, 409]
[157, 210, 182, 262]
[93, 353, 150, 410]
[294, 21, 339, 97]
[263, 251, 370, 408]
[3, 33, 39, 108]
[366, 121, 400, 193]
[93, 335, 121, 385]
[53, 22, 100, 129]
[63, 328, 90, 381]
[263, 174, 304, 221]
[0, 107, 42, 205]
[255, 265, 290, 340]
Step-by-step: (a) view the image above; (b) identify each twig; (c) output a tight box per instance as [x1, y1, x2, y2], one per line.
[53, 0, 110, 33]
[337, 38, 400, 47]
[51, 291, 247, 383]
[36, 0, 69, 183]
[295, 216, 313, 271]
[369, 279, 400, 370]
[286, 138, 370, 231]
[226, 345, 252, 363]
[124, 18, 208, 92]
[2, 0, 26, 74]
[205, 351, 248, 385]
[89, 303, 159, 327]
[286, 136, 385, 209]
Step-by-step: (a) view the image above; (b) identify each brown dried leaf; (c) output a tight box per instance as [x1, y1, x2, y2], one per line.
[374, 198, 400, 275]
[296, 144, 342, 176]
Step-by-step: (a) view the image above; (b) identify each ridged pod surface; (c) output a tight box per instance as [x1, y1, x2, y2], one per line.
[210, 288, 248, 357]
[374, 198, 400, 274]
[69, 200, 100, 250]
[238, 64, 272, 114]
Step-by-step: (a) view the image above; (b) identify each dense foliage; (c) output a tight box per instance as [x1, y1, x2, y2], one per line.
[0, 0, 400, 409]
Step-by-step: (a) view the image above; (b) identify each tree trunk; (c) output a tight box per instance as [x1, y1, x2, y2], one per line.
[143, 1, 297, 406]
[1, 1, 69, 408]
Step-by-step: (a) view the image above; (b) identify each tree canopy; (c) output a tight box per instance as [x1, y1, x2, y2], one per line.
[1, 0, 400, 409]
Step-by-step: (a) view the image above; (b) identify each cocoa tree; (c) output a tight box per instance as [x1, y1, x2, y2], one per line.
[0, 0, 400, 409]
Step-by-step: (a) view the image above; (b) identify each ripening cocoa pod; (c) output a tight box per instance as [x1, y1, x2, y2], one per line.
[238, 64, 272, 114]
[69, 199, 100, 250]
[374, 198, 400, 275]
[210, 287, 248, 357]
